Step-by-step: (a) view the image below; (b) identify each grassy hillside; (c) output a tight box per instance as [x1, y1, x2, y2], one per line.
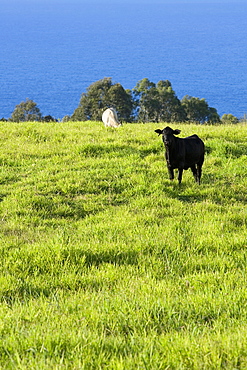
[0, 121, 246, 369]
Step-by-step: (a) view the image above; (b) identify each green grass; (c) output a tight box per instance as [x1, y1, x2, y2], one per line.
[0, 121, 247, 369]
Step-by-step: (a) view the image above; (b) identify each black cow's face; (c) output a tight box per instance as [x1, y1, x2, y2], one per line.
[155, 127, 181, 147]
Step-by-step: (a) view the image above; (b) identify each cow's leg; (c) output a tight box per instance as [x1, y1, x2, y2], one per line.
[178, 168, 183, 184]
[197, 154, 204, 184]
[167, 166, 174, 180]
[197, 164, 202, 184]
[191, 165, 198, 182]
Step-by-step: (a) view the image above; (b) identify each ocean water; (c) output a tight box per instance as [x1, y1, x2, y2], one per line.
[1, 0, 247, 119]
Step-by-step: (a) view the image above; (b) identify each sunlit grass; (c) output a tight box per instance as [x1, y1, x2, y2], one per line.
[0, 121, 247, 368]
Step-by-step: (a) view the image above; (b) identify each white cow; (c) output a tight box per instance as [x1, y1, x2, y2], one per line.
[102, 108, 121, 128]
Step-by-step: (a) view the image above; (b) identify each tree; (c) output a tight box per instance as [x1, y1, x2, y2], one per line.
[133, 78, 186, 123]
[106, 83, 133, 122]
[156, 80, 187, 122]
[133, 78, 158, 122]
[207, 107, 221, 124]
[42, 115, 57, 122]
[221, 113, 239, 124]
[181, 96, 208, 123]
[72, 78, 133, 122]
[181, 95, 220, 124]
[62, 115, 71, 122]
[10, 99, 42, 122]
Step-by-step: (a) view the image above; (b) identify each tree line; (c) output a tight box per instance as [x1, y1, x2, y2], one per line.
[1, 78, 240, 124]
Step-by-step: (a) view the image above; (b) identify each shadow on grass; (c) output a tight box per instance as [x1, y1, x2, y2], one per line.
[79, 143, 162, 160]
[176, 193, 205, 203]
[205, 145, 212, 155]
[162, 171, 246, 206]
[162, 181, 206, 204]
[1, 285, 51, 306]
[0, 193, 7, 202]
[1, 250, 139, 304]
[60, 247, 139, 268]
[28, 195, 100, 220]
[83, 250, 139, 267]
[78, 144, 138, 158]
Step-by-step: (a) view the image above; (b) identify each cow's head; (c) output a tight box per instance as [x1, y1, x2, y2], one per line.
[155, 127, 181, 146]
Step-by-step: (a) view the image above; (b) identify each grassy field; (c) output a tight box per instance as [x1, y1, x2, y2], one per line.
[0, 121, 246, 369]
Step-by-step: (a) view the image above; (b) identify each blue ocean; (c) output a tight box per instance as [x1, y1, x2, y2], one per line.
[1, 0, 247, 120]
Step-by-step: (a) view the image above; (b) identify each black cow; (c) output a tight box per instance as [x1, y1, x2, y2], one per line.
[155, 126, 205, 184]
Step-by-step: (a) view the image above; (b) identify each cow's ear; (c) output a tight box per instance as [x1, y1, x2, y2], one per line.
[155, 129, 163, 136]
[173, 129, 181, 135]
